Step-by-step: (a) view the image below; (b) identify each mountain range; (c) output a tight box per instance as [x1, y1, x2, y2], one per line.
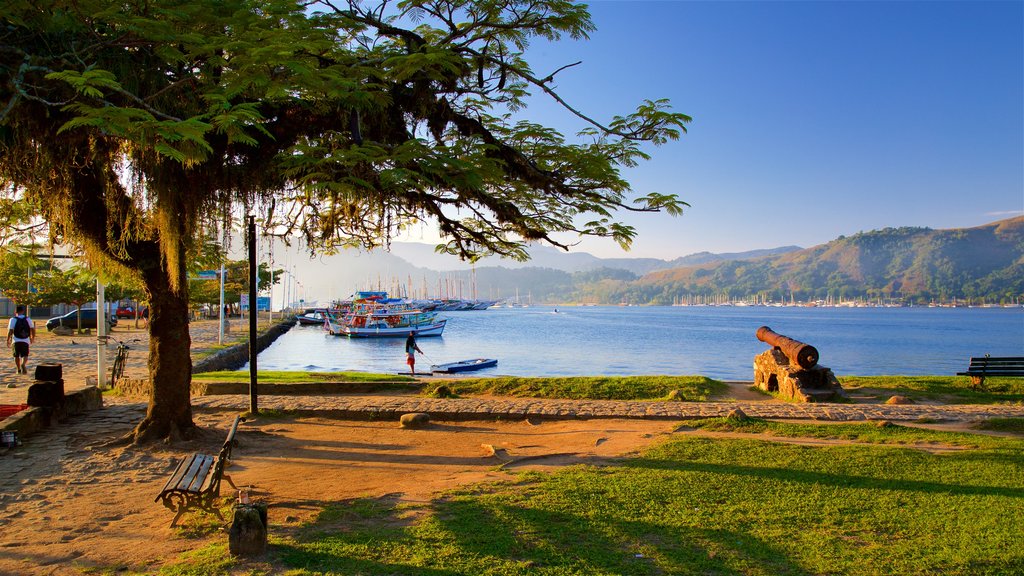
[275, 217, 1023, 306]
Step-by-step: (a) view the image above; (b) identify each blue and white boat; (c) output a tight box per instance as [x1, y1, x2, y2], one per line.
[430, 358, 497, 373]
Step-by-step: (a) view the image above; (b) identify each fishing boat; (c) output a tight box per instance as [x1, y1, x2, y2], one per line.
[430, 358, 497, 373]
[323, 308, 447, 338]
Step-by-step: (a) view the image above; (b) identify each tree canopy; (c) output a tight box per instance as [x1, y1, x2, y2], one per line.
[0, 0, 690, 442]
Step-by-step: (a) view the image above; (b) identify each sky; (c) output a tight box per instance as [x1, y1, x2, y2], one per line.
[427, 0, 1024, 260]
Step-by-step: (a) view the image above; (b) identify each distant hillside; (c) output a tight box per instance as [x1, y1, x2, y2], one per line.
[609, 217, 1024, 305]
[388, 241, 801, 275]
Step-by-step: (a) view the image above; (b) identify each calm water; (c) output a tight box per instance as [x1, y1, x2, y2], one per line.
[247, 306, 1024, 380]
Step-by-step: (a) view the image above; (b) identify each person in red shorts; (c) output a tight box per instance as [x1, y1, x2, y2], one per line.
[405, 331, 423, 375]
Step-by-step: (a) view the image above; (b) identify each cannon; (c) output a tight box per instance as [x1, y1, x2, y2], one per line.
[756, 326, 819, 370]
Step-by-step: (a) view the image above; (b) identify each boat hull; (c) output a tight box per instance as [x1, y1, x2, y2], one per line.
[431, 358, 497, 373]
[328, 319, 447, 338]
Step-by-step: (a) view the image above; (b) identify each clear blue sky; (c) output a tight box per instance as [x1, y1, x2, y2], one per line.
[511, 0, 1023, 259]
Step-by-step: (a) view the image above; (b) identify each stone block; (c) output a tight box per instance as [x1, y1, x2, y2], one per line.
[753, 349, 846, 402]
[400, 413, 430, 428]
[228, 503, 268, 556]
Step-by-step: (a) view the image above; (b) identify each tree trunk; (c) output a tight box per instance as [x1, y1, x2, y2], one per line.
[131, 261, 196, 443]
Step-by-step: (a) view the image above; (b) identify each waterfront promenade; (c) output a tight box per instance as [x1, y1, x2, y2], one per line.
[187, 393, 1024, 423]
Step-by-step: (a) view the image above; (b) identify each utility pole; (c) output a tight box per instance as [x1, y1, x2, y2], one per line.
[96, 280, 106, 388]
[247, 215, 258, 414]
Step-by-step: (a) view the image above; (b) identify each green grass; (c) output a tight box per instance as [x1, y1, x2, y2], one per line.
[191, 370, 414, 383]
[686, 417, 1018, 449]
[434, 375, 725, 401]
[842, 375, 1024, 404]
[972, 417, 1024, 434]
[261, 425, 1024, 575]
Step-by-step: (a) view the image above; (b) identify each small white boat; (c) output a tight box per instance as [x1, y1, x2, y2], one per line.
[430, 358, 497, 373]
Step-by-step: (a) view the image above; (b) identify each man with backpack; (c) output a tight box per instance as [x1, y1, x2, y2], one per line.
[6, 305, 35, 375]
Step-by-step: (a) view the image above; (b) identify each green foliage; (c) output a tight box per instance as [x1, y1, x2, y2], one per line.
[0, 0, 689, 438]
[439, 375, 724, 401]
[0, 246, 47, 307]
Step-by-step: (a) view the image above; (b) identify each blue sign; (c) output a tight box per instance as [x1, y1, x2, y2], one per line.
[256, 296, 271, 312]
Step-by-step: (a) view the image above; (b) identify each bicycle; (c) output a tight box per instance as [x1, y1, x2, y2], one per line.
[108, 337, 139, 387]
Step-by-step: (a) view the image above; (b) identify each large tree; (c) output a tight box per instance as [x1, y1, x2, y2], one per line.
[0, 0, 690, 442]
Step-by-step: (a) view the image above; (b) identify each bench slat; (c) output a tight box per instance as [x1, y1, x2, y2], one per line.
[160, 454, 201, 494]
[959, 370, 1024, 376]
[183, 455, 216, 492]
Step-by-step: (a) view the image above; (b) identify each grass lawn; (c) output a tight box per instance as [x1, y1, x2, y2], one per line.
[841, 375, 1024, 405]
[161, 420, 1024, 576]
[433, 375, 725, 401]
[190, 370, 415, 383]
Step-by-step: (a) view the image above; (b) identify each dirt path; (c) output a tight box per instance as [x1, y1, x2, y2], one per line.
[0, 405, 675, 575]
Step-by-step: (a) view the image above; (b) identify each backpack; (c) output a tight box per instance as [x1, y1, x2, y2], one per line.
[12, 316, 30, 339]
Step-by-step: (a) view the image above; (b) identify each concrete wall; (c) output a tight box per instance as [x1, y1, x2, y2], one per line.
[0, 386, 104, 442]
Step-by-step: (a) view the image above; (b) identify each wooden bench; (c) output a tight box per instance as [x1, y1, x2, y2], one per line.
[957, 355, 1024, 388]
[155, 415, 243, 527]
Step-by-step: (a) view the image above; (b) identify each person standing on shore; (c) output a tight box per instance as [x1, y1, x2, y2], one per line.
[6, 305, 35, 376]
[405, 331, 423, 375]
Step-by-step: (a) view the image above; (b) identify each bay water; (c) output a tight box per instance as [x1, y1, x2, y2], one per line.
[248, 306, 1024, 380]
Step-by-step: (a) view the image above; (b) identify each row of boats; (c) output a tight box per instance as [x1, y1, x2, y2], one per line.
[296, 292, 449, 338]
[294, 292, 498, 373]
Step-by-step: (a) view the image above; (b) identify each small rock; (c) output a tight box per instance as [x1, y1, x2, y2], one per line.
[481, 444, 510, 459]
[885, 395, 915, 405]
[399, 413, 430, 429]
[876, 420, 895, 428]
[726, 408, 749, 421]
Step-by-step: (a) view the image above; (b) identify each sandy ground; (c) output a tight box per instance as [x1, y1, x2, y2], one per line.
[0, 408, 677, 574]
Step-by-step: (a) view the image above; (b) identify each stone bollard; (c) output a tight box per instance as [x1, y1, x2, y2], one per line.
[228, 502, 268, 556]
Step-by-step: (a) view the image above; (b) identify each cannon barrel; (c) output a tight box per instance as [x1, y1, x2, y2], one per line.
[756, 326, 819, 370]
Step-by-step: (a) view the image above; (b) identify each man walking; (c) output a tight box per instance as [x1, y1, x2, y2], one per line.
[6, 305, 35, 375]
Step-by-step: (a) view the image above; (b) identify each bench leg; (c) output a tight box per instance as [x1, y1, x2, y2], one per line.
[169, 506, 187, 528]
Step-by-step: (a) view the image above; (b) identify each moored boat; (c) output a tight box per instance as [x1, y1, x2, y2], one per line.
[430, 358, 497, 373]
[295, 308, 329, 325]
[323, 307, 447, 338]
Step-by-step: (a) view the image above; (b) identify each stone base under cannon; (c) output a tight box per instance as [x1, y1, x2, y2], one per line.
[754, 349, 847, 402]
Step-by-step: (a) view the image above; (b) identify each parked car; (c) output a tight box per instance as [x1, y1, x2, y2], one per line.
[46, 309, 117, 331]
[115, 306, 136, 318]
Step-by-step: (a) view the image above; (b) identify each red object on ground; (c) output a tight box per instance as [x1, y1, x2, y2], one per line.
[0, 404, 29, 420]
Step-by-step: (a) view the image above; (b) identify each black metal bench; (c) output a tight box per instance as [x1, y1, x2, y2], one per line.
[957, 355, 1024, 388]
[155, 415, 243, 527]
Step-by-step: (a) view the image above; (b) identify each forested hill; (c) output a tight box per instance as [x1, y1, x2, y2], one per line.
[601, 217, 1024, 305]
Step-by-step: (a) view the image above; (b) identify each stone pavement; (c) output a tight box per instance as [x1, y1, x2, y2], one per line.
[186, 394, 1024, 423]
